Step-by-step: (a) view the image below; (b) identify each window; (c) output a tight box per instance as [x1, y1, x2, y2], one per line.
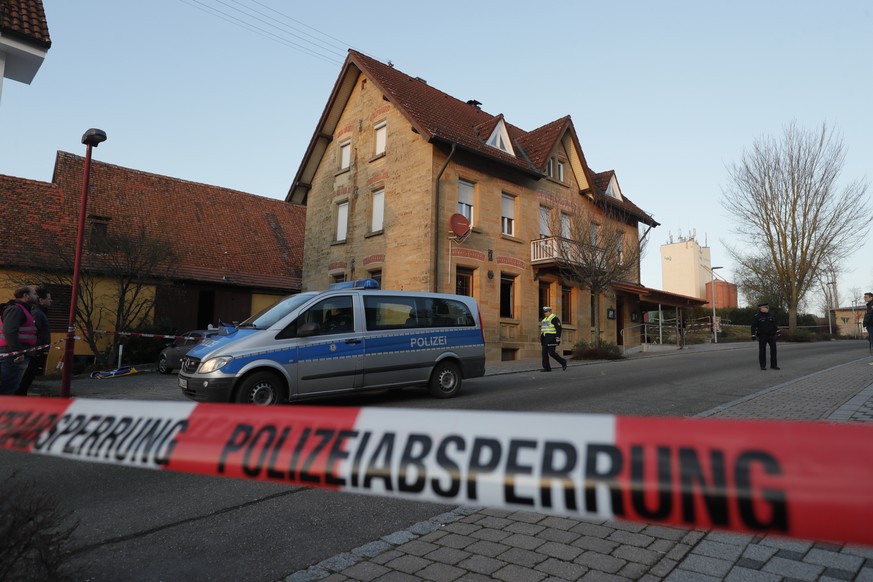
[557, 161, 565, 182]
[562, 286, 572, 323]
[332, 273, 346, 284]
[539, 206, 551, 237]
[369, 270, 382, 287]
[88, 220, 109, 252]
[297, 296, 354, 336]
[500, 274, 516, 318]
[364, 296, 475, 330]
[589, 224, 600, 246]
[374, 123, 386, 156]
[547, 158, 554, 178]
[501, 193, 515, 236]
[539, 282, 550, 313]
[456, 267, 474, 296]
[561, 213, 571, 239]
[336, 201, 349, 242]
[339, 140, 351, 170]
[371, 189, 384, 232]
[458, 180, 475, 225]
[615, 233, 625, 264]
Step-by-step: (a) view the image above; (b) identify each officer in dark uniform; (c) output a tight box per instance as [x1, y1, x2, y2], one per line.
[751, 303, 780, 370]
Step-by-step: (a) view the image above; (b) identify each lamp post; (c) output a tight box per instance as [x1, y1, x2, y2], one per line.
[710, 266, 723, 344]
[60, 128, 107, 398]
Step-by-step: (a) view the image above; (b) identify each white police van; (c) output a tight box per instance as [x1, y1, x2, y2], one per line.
[178, 280, 486, 405]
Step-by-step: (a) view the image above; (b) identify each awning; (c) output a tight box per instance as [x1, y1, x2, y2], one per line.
[611, 281, 708, 311]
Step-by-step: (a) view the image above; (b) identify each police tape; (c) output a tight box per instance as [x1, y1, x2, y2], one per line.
[1, 397, 871, 547]
[87, 329, 207, 341]
[0, 341, 60, 359]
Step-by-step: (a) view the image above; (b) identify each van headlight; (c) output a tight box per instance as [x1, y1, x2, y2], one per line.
[198, 356, 233, 374]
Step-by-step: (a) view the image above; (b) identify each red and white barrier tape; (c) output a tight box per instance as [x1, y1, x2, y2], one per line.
[1, 397, 871, 546]
[86, 329, 207, 341]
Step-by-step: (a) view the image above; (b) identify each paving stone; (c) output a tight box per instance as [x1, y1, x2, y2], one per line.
[492, 563, 547, 582]
[650, 538, 679, 553]
[383, 554, 432, 574]
[498, 547, 548, 568]
[455, 504, 482, 515]
[337, 561, 390, 582]
[395, 539, 439, 557]
[677, 553, 733, 577]
[317, 553, 360, 572]
[607, 529, 655, 548]
[613, 544, 662, 566]
[505, 521, 546, 535]
[680, 530, 707, 545]
[761, 556, 824, 580]
[423, 546, 470, 565]
[664, 568, 722, 582]
[693, 539, 745, 561]
[418, 530, 448, 543]
[416, 562, 465, 582]
[535, 556, 589, 580]
[572, 535, 620, 554]
[465, 539, 510, 558]
[574, 550, 626, 574]
[704, 530, 756, 546]
[408, 520, 443, 535]
[443, 522, 480, 536]
[508, 510, 547, 524]
[539, 515, 583, 531]
[856, 566, 873, 581]
[724, 566, 781, 581]
[537, 541, 583, 561]
[318, 574, 349, 582]
[742, 543, 778, 562]
[370, 549, 402, 565]
[286, 567, 331, 582]
[457, 554, 507, 575]
[617, 560, 649, 579]
[470, 527, 513, 542]
[759, 537, 813, 553]
[352, 540, 393, 558]
[434, 533, 476, 549]
[580, 571, 630, 581]
[608, 519, 648, 533]
[369, 571, 417, 582]
[570, 521, 616, 538]
[536, 527, 580, 544]
[643, 524, 690, 541]
[502, 533, 547, 550]
[381, 530, 416, 545]
[476, 516, 515, 529]
[666, 543, 693, 561]
[804, 547, 864, 571]
[648, 557, 679, 578]
[843, 545, 873, 560]
[776, 548, 807, 561]
[821, 567, 857, 581]
[431, 511, 464, 524]
[736, 557, 766, 570]
[479, 507, 514, 517]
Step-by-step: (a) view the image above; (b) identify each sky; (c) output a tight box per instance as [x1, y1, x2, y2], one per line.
[2, 1, 871, 310]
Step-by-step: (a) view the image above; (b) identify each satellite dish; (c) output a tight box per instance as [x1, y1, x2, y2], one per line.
[449, 213, 472, 241]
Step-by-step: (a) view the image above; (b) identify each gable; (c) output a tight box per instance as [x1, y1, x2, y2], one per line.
[485, 118, 515, 156]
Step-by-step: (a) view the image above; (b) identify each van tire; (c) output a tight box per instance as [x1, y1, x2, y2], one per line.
[158, 355, 171, 374]
[428, 361, 462, 398]
[235, 371, 286, 405]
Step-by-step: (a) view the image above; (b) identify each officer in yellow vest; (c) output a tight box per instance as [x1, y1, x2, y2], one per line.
[540, 306, 567, 372]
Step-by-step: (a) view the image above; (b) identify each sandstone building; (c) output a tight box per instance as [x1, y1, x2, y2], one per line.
[289, 50, 701, 361]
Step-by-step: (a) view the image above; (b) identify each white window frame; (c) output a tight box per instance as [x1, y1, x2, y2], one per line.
[336, 201, 349, 242]
[339, 140, 351, 170]
[371, 189, 384, 232]
[374, 123, 386, 156]
[561, 213, 571, 239]
[557, 160, 565, 182]
[547, 158, 554, 178]
[458, 179, 475, 225]
[501, 193, 515, 236]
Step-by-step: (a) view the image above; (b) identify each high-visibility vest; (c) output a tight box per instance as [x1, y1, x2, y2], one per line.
[540, 313, 558, 336]
[0, 303, 38, 348]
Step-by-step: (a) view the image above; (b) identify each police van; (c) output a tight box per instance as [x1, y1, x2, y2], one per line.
[178, 280, 486, 405]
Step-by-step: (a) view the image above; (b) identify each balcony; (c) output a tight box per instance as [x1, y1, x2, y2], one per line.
[531, 236, 602, 267]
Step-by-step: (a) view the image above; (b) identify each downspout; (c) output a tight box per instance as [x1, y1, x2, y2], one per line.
[433, 143, 457, 292]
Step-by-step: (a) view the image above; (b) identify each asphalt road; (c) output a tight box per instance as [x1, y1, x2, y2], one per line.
[1, 341, 863, 581]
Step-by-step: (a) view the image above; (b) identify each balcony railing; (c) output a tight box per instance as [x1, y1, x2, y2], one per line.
[531, 236, 603, 265]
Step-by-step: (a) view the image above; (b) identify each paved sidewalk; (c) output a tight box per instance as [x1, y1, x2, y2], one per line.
[283, 353, 873, 582]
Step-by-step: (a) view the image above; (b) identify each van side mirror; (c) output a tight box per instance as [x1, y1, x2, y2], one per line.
[298, 322, 321, 337]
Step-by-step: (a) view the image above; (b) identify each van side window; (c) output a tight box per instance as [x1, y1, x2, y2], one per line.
[280, 296, 355, 338]
[364, 296, 475, 330]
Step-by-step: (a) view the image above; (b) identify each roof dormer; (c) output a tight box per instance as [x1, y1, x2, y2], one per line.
[485, 118, 515, 156]
[604, 174, 623, 201]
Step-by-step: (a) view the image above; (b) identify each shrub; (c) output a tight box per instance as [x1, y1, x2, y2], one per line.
[571, 340, 623, 360]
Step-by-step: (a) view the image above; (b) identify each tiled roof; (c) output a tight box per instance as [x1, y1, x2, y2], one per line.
[0, 0, 51, 48]
[592, 170, 658, 227]
[1, 152, 305, 291]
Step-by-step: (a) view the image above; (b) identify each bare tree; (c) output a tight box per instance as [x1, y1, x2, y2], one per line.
[722, 121, 869, 332]
[9, 223, 178, 369]
[546, 203, 647, 346]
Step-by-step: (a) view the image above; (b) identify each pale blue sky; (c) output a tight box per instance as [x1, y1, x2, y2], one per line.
[2, 1, 871, 309]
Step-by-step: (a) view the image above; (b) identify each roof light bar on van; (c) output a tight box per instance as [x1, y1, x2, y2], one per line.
[328, 279, 381, 290]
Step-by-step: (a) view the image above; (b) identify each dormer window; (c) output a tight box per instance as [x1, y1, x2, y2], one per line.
[547, 157, 565, 182]
[486, 120, 515, 156]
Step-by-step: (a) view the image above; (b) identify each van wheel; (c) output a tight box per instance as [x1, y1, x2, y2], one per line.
[158, 355, 171, 374]
[235, 372, 286, 405]
[428, 361, 462, 398]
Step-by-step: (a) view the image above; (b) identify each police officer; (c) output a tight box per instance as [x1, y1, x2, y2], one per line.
[1, 285, 39, 395]
[540, 306, 567, 372]
[751, 302, 780, 370]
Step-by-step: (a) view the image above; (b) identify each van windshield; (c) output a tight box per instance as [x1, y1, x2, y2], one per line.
[236, 292, 319, 329]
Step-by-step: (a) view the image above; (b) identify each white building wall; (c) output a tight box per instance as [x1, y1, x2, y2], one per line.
[661, 238, 711, 299]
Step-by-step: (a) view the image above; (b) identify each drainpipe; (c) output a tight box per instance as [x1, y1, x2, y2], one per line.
[433, 143, 457, 293]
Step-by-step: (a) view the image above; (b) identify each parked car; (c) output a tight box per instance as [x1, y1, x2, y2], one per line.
[158, 330, 218, 374]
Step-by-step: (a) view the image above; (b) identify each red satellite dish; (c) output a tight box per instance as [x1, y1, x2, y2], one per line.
[449, 213, 472, 239]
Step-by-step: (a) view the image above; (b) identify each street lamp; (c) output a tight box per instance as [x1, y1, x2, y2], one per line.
[710, 266, 723, 344]
[60, 128, 107, 398]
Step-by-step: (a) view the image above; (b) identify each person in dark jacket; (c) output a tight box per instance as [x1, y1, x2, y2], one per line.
[751, 302, 780, 370]
[1, 285, 39, 395]
[863, 292, 873, 354]
[17, 287, 52, 396]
